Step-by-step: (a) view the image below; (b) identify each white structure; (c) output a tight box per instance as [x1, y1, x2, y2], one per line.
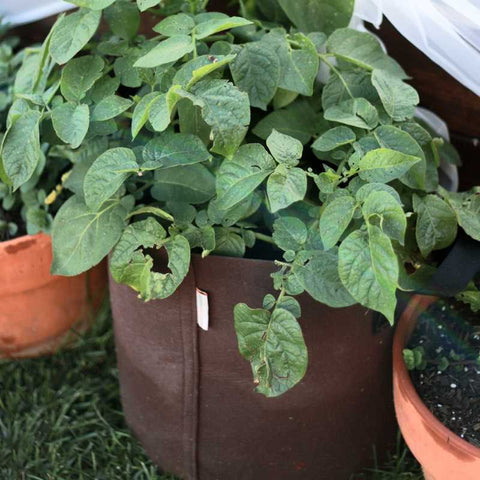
[0, 0, 74, 26]
[353, 0, 480, 97]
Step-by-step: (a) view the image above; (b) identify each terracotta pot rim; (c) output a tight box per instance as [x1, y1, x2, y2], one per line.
[394, 294, 480, 459]
[0, 231, 49, 249]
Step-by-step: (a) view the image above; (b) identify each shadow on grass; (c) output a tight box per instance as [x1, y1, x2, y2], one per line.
[353, 432, 423, 480]
[0, 302, 421, 480]
[0, 301, 174, 480]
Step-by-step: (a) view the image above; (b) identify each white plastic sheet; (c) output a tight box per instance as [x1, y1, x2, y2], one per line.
[0, 0, 73, 26]
[353, 0, 480, 96]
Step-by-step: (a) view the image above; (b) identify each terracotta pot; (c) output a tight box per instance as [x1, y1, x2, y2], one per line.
[0, 232, 107, 357]
[111, 253, 397, 480]
[393, 295, 480, 480]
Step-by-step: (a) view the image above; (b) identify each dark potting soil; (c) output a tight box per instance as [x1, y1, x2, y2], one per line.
[408, 298, 480, 447]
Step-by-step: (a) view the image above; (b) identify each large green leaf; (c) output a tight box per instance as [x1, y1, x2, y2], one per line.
[50, 9, 101, 64]
[339, 226, 398, 322]
[267, 166, 307, 212]
[324, 98, 378, 129]
[441, 189, 480, 242]
[253, 99, 317, 144]
[137, 0, 160, 11]
[264, 30, 319, 96]
[148, 90, 179, 132]
[194, 16, 252, 39]
[142, 131, 211, 170]
[357, 148, 421, 183]
[178, 99, 211, 144]
[131, 92, 161, 138]
[60, 55, 104, 102]
[321, 69, 378, 110]
[256, 0, 290, 23]
[266, 129, 303, 166]
[114, 53, 143, 88]
[278, 0, 354, 35]
[355, 182, 402, 205]
[312, 126, 355, 152]
[295, 248, 355, 307]
[413, 194, 458, 257]
[110, 217, 166, 295]
[51, 195, 127, 276]
[110, 218, 191, 300]
[363, 191, 407, 245]
[319, 194, 356, 249]
[216, 144, 276, 210]
[91, 95, 133, 121]
[70, 0, 116, 9]
[13, 52, 43, 95]
[152, 164, 215, 204]
[153, 13, 195, 36]
[84, 148, 138, 211]
[187, 55, 235, 89]
[179, 79, 250, 158]
[213, 227, 246, 257]
[51, 103, 90, 149]
[230, 41, 280, 110]
[371, 69, 419, 121]
[234, 304, 307, 397]
[208, 193, 262, 227]
[134, 35, 194, 68]
[104, 0, 140, 40]
[62, 138, 109, 198]
[174, 55, 224, 87]
[272, 217, 307, 251]
[327, 28, 406, 78]
[89, 76, 120, 103]
[1, 110, 42, 190]
[373, 125, 426, 190]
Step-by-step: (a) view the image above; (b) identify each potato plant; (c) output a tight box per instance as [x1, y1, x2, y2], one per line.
[1, 0, 479, 396]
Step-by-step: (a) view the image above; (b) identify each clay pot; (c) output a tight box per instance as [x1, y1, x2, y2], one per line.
[0, 233, 107, 357]
[111, 252, 397, 480]
[393, 295, 480, 480]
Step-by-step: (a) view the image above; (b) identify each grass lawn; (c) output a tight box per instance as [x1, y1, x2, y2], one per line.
[0, 303, 421, 479]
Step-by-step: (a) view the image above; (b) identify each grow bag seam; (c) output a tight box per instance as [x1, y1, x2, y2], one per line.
[180, 264, 199, 479]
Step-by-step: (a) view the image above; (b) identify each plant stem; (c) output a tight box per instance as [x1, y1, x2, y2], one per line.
[135, 180, 154, 193]
[230, 227, 275, 245]
[254, 232, 275, 245]
[318, 53, 355, 100]
[126, 207, 174, 222]
[192, 33, 198, 59]
[276, 287, 286, 306]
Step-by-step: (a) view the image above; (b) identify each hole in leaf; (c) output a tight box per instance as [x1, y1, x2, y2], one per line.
[147, 246, 173, 275]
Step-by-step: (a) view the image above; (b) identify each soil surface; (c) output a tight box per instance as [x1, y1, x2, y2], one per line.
[409, 298, 480, 447]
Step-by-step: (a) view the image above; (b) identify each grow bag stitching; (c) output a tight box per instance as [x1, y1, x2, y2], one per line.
[180, 265, 199, 479]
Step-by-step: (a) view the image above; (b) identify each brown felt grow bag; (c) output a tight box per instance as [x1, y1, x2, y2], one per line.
[110, 253, 397, 480]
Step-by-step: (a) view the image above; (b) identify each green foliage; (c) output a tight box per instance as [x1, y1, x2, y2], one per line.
[4, 0, 479, 398]
[456, 281, 480, 313]
[234, 303, 307, 397]
[277, 0, 354, 35]
[413, 194, 457, 257]
[0, 35, 57, 240]
[404, 338, 480, 373]
[50, 9, 102, 64]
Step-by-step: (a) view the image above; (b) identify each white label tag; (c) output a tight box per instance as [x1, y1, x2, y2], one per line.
[196, 288, 209, 331]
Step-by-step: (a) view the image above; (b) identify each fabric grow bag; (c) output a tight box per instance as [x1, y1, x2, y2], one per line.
[110, 253, 397, 480]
